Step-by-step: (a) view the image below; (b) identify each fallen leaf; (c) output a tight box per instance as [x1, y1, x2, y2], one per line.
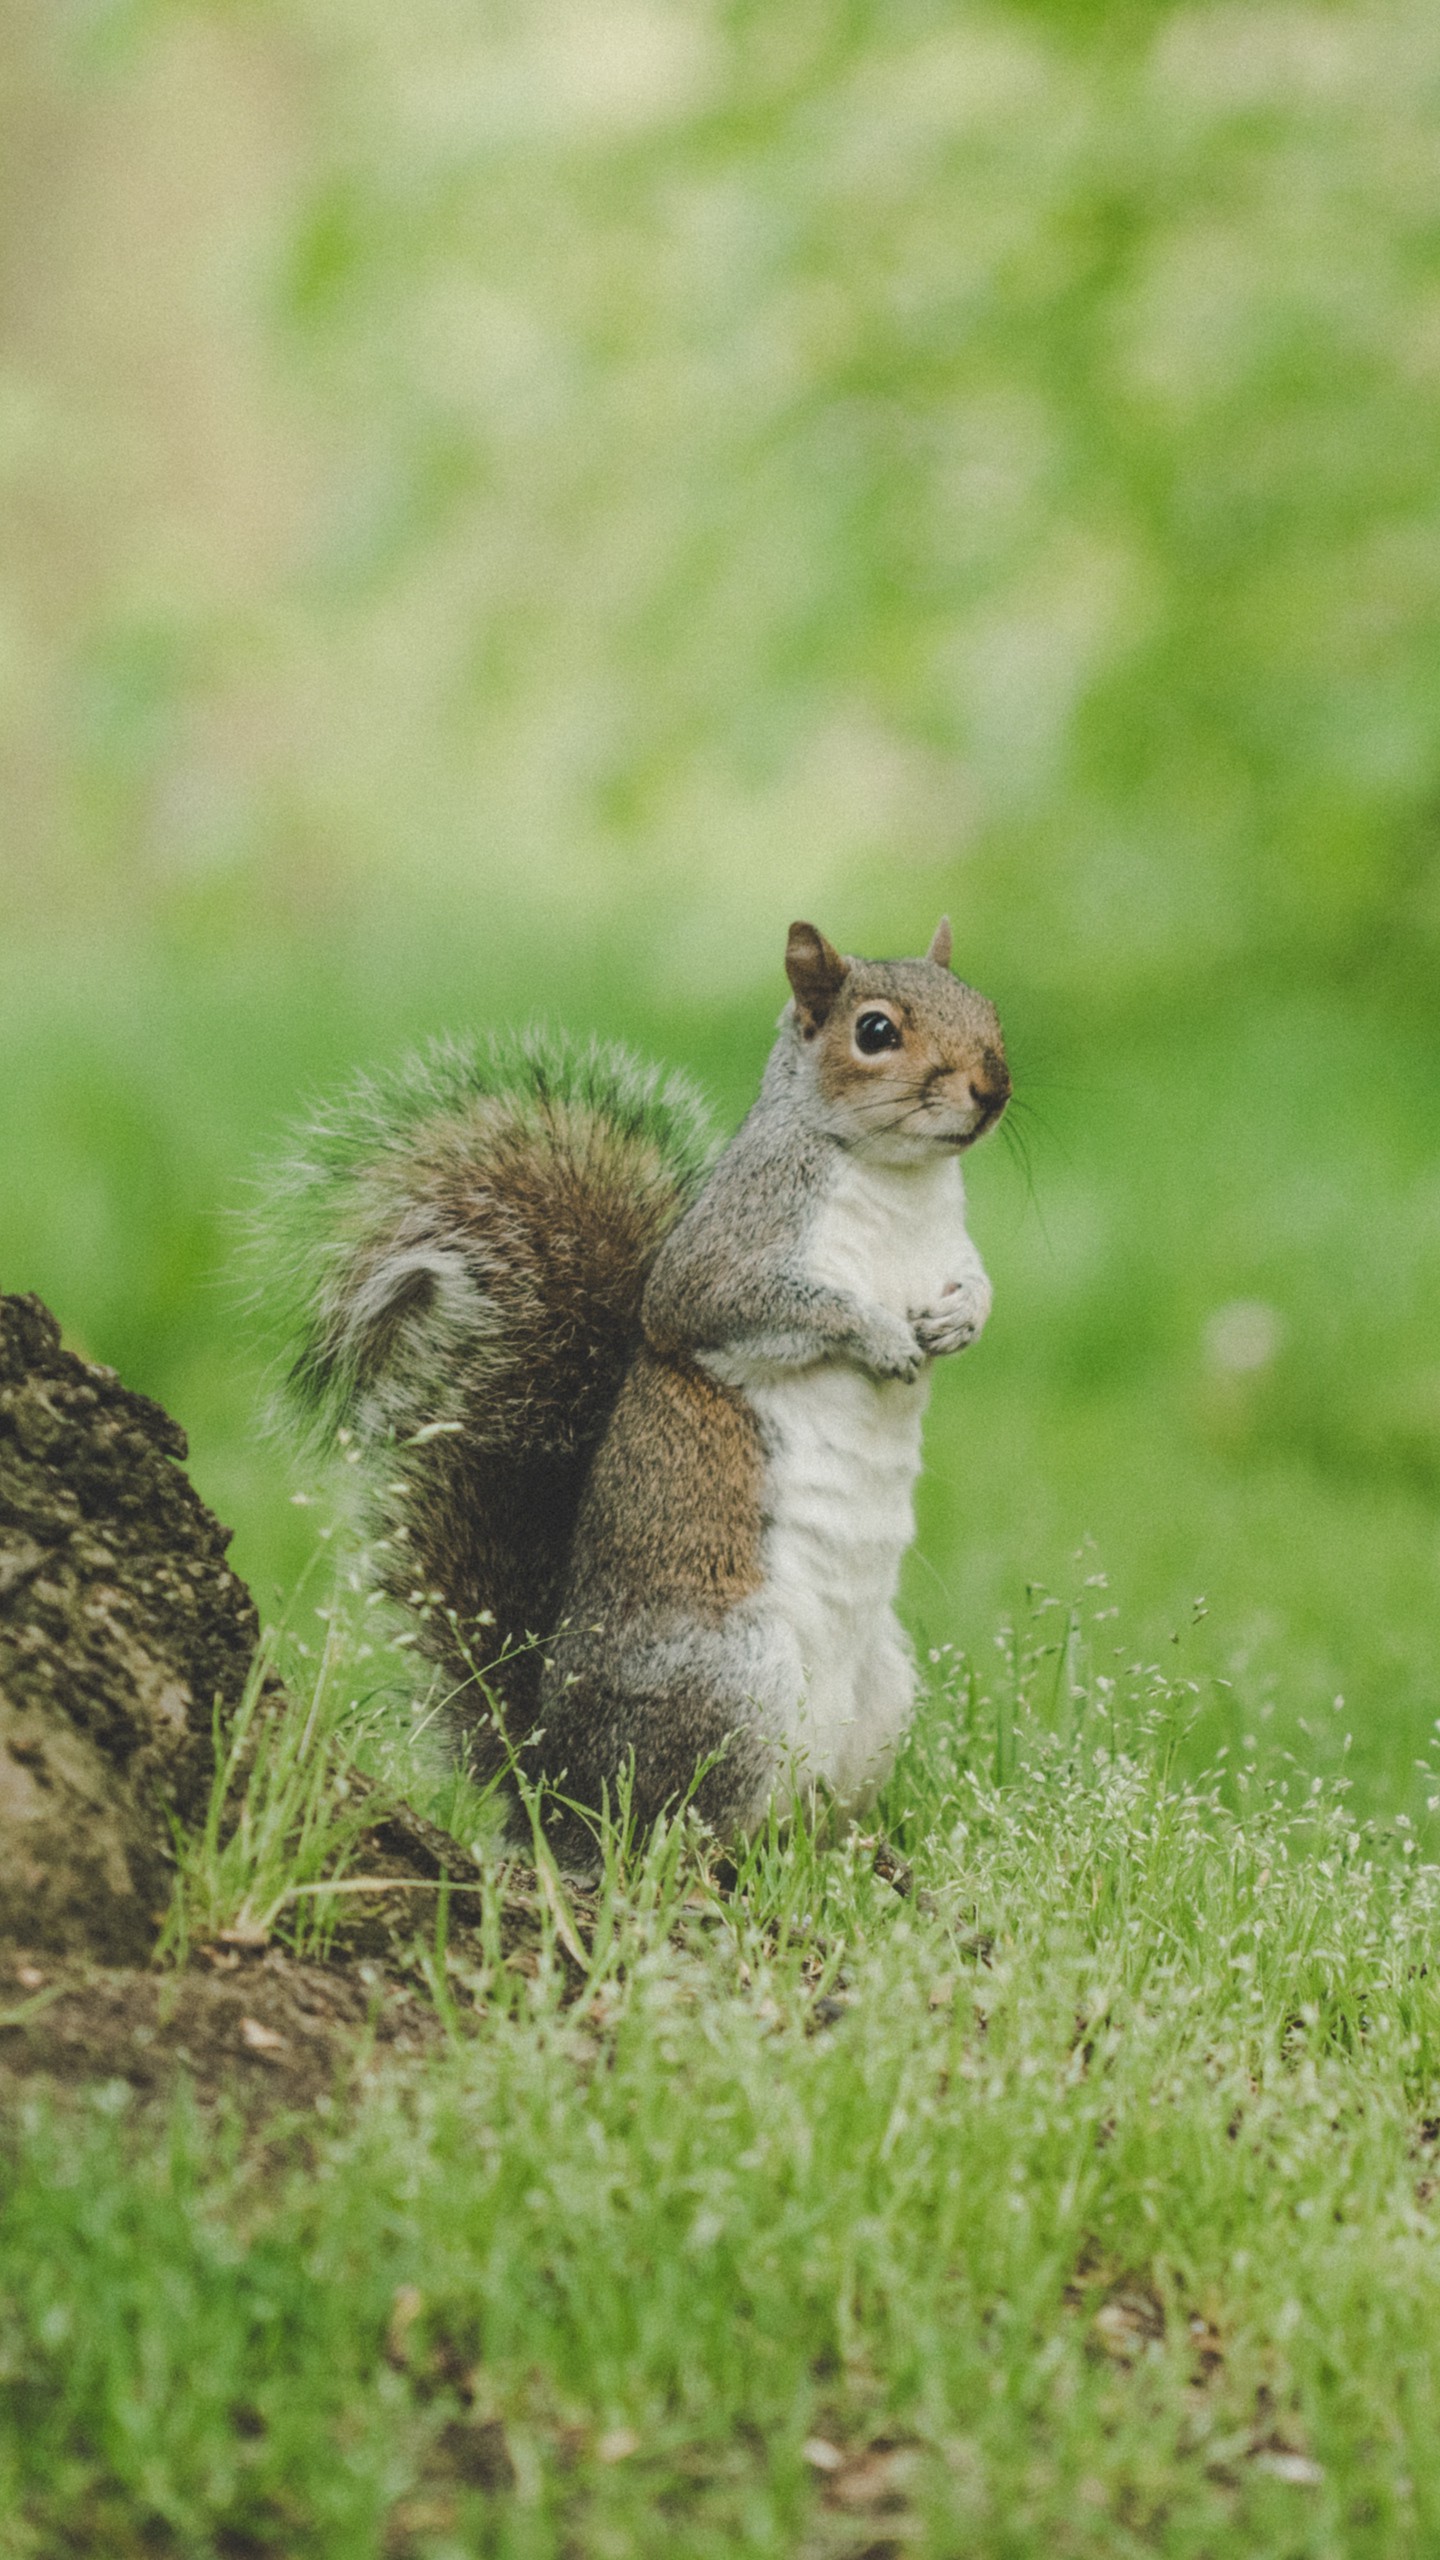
[802, 2437, 844, 2473]
[595, 2427, 640, 2464]
[239, 2014, 287, 2054]
[1252, 2449, 1323, 2486]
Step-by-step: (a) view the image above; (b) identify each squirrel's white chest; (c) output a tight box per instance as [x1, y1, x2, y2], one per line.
[805, 1149, 965, 1318]
[747, 1153, 971, 1805]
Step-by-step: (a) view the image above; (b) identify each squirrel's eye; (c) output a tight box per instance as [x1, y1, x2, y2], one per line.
[854, 1010, 902, 1056]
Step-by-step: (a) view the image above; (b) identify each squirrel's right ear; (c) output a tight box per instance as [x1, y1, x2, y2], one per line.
[785, 922, 847, 1035]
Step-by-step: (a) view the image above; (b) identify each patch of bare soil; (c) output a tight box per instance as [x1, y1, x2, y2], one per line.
[0, 1800, 603, 2126]
[0, 1942, 441, 2119]
[0, 1834, 593, 2122]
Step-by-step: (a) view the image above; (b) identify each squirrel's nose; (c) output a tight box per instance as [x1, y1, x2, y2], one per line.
[968, 1054, 1010, 1116]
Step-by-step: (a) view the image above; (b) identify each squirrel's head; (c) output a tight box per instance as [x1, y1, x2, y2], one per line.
[782, 918, 1010, 1160]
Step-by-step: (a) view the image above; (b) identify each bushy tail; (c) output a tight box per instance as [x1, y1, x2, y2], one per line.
[251, 1028, 716, 1747]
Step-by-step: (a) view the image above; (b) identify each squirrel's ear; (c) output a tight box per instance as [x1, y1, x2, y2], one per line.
[926, 915, 953, 972]
[785, 921, 847, 1033]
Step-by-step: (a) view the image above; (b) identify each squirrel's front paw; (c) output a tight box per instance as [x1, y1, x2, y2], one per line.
[913, 1273, 992, 1359]
[859, 1313, 926, 1385]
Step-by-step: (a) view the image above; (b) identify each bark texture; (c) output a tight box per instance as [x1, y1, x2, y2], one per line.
[0, 1293, 256, 1959]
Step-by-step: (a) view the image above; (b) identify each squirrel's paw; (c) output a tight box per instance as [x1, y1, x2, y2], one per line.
[860, 1313, 927, 1385]
[912, 1273, 992, 1359]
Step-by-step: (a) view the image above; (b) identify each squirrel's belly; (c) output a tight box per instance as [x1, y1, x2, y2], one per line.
[747, 1366, 925, 1805]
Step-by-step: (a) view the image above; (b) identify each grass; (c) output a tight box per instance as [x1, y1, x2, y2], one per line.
[6, 1594, 1440, 2557]
[157, 1627, 390, 1966]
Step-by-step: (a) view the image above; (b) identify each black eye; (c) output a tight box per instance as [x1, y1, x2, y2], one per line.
[854, 1010, 902, 1056]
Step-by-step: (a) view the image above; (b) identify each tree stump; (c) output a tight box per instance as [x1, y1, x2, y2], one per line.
[0, 1293, 258, 1960]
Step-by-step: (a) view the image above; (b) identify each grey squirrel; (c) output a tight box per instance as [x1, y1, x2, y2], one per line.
[259, 919, 1009, 1850]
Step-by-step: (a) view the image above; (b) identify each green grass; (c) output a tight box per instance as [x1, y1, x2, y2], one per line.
[157, 1627, 397, 1966]
[7, 1611, 1440, 2557]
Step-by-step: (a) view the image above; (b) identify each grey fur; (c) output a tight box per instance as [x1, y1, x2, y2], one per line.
[643, 1038, 923, 1383]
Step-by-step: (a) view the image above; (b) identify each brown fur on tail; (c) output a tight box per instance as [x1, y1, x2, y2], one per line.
[256, 1032, 716, 1757]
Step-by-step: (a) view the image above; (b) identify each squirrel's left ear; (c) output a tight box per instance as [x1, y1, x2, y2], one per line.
[926, 915, 953, 972]
[785, 922, 848, 1034]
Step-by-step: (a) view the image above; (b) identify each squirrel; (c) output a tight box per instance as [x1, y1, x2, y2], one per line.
[258, 918, 1009, 1853]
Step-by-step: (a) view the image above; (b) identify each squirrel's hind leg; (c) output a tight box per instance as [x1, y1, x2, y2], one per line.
[534, 1613, 783, 1854]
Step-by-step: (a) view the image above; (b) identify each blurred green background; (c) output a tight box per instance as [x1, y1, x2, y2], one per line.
[2, 0, 1437, 1805]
